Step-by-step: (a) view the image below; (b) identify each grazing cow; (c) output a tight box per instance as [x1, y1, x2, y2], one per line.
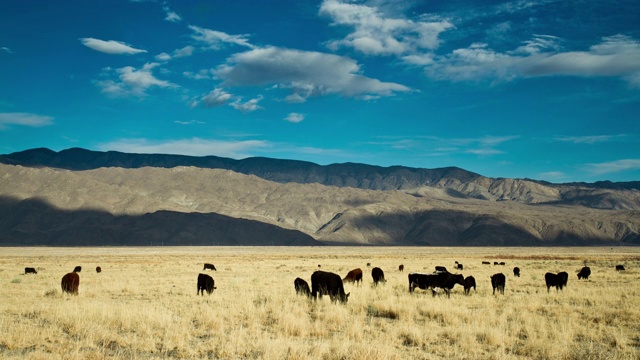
[463, 276, 476, 295]
[399, 264, 404, 272]
[456, 263, 464, 270]
[197, 273, 216, 295]
[577, 266, 591, 280]
[499, 262, 506, 266]
[408, 272, 464, 298]
[203, 263, 217, 271]
[616, 265, 625, 271]
[61, 272, 80, 295]
[435, 266, 447, 273]
[545, 272, 568, 292]
[513, 267, 520, 277]
[491, 273, 506, 295]
[311, 271, 349, 303]
[24, 267, 37, 275]
[343, 268, 363, 285]
[366, 263, 371, 267]
[73, 266, 81, 273]
[96, 266, 102, 273]
[494, 262, 499, 265]
[372, 267, 386, 286]
[482, 261, 490, 265]
[294, 277, 311, 297]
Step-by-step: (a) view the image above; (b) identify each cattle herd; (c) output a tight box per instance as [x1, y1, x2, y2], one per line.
[19, 261, 629, 299]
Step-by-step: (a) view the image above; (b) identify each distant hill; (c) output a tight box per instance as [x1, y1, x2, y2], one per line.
[1, 159, 638, 246]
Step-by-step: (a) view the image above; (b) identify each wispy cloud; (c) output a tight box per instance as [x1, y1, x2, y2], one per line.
[174, 120, 204, 125]
[0, 112, 53, 130]
[163, 4, 181, 22]
[1, 46, 12, 54]
[538, 171, 567, 181]
[189, 25, 255, 50]
[370, 135, 518, 156]
[319, 0, 453, 56]
[155, 46, 194, 62]
[285, 113, 305, 123]
[80, 38, 147, 55]
[215, 46, 411, 101]
[425, 35, 640, 86]
[97, 137, 270, 158]
[97, 62, 177, 97]
[194, 88, 234, 108]
[554, 134, 628, 144]
[584, 159, 640, 176]
[230, 96, 264, 113]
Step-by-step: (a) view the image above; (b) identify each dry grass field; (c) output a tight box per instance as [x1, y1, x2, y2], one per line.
[1, 246, 639, 359]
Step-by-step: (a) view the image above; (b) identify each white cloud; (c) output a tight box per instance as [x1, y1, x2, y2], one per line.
[1, 46, 12, 54]
[230, 96, 264, 113]
[155, 45, 195, 62]
[163, 5, 181, 22]
[97, 62, 177, 97]
[189, 25, 255, 50]
[539, 171, 567, 181]
[0, 112, 53, 130]
[97, 137, 270, 158]
[196, 88, 233, 108]
[285, 113, 305, 123]
[554, 134, 627, 144]
[80, 38, 147, 55]
[214, 46, 410, 101]
[174, 120, 205, 125]
[319, 0, 453, 56]
[426, 35, 640, 86]
[584, 159, 640, 176]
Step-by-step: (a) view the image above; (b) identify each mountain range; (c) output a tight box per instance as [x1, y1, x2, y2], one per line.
[1, 147, 639, 246]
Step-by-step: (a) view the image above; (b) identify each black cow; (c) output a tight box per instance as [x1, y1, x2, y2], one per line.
[73, 266, 81, 273]
[294, 277, 311, 297]
[24, 267, 37, 274]
[463, 276, 476, 295]
[456, 263, 464, 270]
[311, 271, 349, 303]
[96, 266, 102, 273]
[482, 261, 490, 265]
[408, 272, 464, 298]
[577, 266, 591, 280]
[197, 273, 216, 295]
[499, 262, 506, 266]
[616, 265, 625, 271]
[513, 267, 520, 277]
[372, 267, 386, 286]
[494, 262, 499, 265]
[435, 266, 447, 272]
[203, 263, 217, 271]
[491, 273, 506, 295]
[399, 264, 404, 272]
[545, 271, 568, 292]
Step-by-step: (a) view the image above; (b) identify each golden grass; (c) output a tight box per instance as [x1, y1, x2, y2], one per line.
[1, 246, 639, 359]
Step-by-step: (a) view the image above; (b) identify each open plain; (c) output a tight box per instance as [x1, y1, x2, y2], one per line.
[1, 246, 639, 359]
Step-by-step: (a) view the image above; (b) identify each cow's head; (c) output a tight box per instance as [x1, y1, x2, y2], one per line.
[341, 292, 350, 303]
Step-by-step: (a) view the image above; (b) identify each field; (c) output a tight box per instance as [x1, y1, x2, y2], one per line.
[1, 246, 639, 359]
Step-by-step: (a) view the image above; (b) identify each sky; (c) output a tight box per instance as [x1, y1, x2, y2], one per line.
[1, 0, 639, 183]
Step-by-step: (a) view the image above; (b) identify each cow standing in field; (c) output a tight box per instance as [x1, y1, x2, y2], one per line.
[203, 263, 217, 271]
[294, 278, 311, 297]
[482, 261, 490, 265]
[73, 266, 81, 273]
[491, 273, 506, 295]
[61, 272, 79, 295]
[343, 268, 363, 286]
[435, 266, 447, 273]
[616, 265, 625, 271]
[463, 276, 476, 295]
[513, 267, 520, 277]
[577, 266, 591, 280]
[371, 267, 386, 286]
[408, 272, 464, 298]
[197, 273, 216, 295]
[399, 264, 404, 272]
[96, 266, 102, 273]
[545, 272, 568, 292]
[24, 267, 37, 274]
[311, 271, 349, 303]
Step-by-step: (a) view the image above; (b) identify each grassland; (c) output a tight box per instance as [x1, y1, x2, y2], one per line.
[1, 246, 639, 359]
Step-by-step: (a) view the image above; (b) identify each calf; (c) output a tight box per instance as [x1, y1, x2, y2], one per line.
[61, 272, 80, 295]
[311, 271, 349, 303]
[491, 273, 506, 295]
[197, 273, 216, 295]
[513, 267, 520, 277]
[545, 271, 568, 292]
[24, 267, 37, 275]
[294, 277, 311, 297]
[343, 268, 363, 285]
[463, 276, 476, 295]
[577, 266, 591, 280]
[372, 267, 386, 286]
[203, 263, 217, 271]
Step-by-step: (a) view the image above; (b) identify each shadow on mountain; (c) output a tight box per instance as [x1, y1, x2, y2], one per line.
[0, 196, 323, 246]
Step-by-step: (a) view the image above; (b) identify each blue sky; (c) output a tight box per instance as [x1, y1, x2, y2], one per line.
[1, 0, 639, 183]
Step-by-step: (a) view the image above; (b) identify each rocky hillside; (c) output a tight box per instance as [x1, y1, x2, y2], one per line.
[2, 148, 639, 211]
[1, 163, 638, 246]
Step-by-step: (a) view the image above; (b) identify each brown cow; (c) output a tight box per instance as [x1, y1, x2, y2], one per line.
[96, 266, 102, 273]
[343, 268, 363, 285]
[61, 272, 80, 295]
[399, 264, 404, 272]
